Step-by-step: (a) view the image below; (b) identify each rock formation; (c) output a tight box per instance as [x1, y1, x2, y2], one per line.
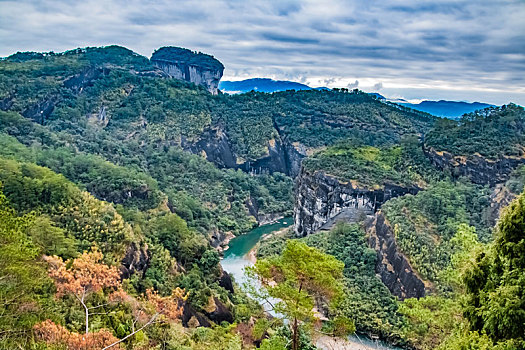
[120, 241, 150, 279]
[293, 168, 418, 236]
[293, 167, 426, 299]
[151, 47, 224, 95]
[424, 146, 525, 185]
[365, 213, 426, 299]
[185, 126, 306, 177]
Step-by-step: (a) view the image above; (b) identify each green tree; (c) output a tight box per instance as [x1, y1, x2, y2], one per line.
[247, 240, 345, 350]
[463, 191, 525, 348]
[25, 215, 77, 258]
[0, 187, 51, 348]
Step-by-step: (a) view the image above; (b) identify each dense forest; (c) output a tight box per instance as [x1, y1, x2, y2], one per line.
[1, 45, 524, 350]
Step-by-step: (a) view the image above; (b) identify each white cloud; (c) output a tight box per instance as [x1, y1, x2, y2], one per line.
[0, 0, 523, 105]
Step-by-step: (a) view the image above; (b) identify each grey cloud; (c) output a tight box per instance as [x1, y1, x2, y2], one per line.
[347, 80, 359, 89]
[260, 32, 320, 45]
[0, 0, 523, 105]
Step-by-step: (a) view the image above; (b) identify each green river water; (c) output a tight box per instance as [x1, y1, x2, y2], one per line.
[221, 217, 292, 286]
[221, 217, 399, 350]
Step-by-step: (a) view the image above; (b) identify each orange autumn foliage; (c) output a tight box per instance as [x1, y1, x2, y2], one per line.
[145, 287, 187, 321]
[45, 249, 120, 298]
[34, 319, 122, 350]
[109, 287, 187, 324]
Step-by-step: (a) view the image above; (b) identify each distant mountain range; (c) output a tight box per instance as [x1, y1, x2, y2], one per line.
[219, 78, 328, 93]
[220, 78, 496, 118]
[398, 100, 495, 118]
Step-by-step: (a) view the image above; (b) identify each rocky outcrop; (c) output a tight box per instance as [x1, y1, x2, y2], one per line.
[186, 126, 306, 177]
[294, 169, 418, 236]
[486, 183, 518, 227]
[424, 146, 525, 185]
[21, 67, 109, 124]
[210, 229, 236, 253]
[204, 297, 234, 324]
[120, 242, 150, 279]
[219, 270, 234, 293]
[151, 47, 224, 95]
[238, 138, 305, 177]
[293, 167, 426, 299]
[182, 303, 212, 328]
[365, 213, 426, 299]
[63, 67, 108, 93]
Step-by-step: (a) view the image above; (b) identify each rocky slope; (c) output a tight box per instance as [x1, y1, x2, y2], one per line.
[186, 126, 306, 177]
[423, 146, 525, 185]
[294, 168, 418, 236]
[365, 213, 426, 299]
[293, 168, 426, 299]
[151, 46, 224, 94]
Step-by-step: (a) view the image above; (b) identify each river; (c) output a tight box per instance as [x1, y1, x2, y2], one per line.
[221, 216, 293, 287]
[220, 217, 400, 350]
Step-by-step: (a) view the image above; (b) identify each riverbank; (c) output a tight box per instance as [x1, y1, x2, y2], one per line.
[246, 225, 292, 263]
[316, 334, 397, 350]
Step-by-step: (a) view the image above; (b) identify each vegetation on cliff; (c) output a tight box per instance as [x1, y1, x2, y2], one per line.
[151, 46, 225, 71]
[302, 136, 439, 188]
[382, 180, 492, 283]
[461, 191, 525, 348]
[425, 104, 525, 159]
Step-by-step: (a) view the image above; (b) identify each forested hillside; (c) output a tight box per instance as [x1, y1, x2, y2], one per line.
[0, 45, 434, 236]
[1, 44, 524, 350]
[287, 106, 525, 349]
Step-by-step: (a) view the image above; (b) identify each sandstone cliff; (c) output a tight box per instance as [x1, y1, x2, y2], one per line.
[424, 146, 525, 185]
[365, 213, 426, 299]
[293, 168, 426, 299]
[185, 125, 306, 177]
[151, 47, 224, 95]
[293, 168, 418, 236]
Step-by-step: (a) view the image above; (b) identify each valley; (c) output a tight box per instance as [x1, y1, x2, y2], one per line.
[0, 45, 524, 350]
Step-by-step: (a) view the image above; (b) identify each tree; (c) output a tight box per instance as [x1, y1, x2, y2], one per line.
[0, 187, 50, 348]
[463, 191, 525, 347]
[45, 249, 121, 335]
[42, 249, 187, 349]
[247, 240, 344, 350]
[25, 215, 77, 258]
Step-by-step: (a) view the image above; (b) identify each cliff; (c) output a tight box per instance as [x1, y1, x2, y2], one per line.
[424, 146, 525, 185]
[293, 168, 426, 299]
[151, 47, 224, 95]
[365, 213, 426, 299]
[185, 125, 306, 177]
[294, 168, 418, 236]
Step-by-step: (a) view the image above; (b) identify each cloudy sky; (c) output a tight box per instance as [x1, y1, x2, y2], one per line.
[1, 0, 524, 105]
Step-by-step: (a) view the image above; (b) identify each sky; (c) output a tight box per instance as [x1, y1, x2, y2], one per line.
[1, 0, 524, 105]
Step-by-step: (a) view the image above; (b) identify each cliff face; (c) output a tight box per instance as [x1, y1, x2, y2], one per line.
[293, 168, 426, 299]
[186, 126, 306, 177]
[486, 183, 519, 227]
[365, 213, 426, 299]
[151, 47, 224, 95]
[294, 169, 418, 236]
[424, 146, 525, 185]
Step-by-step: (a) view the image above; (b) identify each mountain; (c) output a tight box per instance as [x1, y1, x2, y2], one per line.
[219, 78, 312, 93]
[2, 44, 525, 350]
[151, 46, 224, 94]
[399, 100, 494, 118]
